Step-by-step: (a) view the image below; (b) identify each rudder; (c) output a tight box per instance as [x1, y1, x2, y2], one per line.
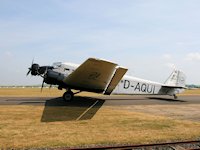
[164, 69, 186, 87]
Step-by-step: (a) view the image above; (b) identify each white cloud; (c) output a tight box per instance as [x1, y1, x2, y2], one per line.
[4, 51, 12, 57]
[162, 54, 172, 60]
[1, 51, 13, 60]
[186, 52, 200, 61]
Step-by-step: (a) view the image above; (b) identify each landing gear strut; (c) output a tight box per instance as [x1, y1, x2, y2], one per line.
[63, 90, 74, 102]
[173, 94, 178, 100]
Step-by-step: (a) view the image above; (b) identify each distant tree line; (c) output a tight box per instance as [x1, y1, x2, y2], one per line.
[0, 84, 200, 89]
[0, 85, 57, 88]
[186, 84, 200, 89]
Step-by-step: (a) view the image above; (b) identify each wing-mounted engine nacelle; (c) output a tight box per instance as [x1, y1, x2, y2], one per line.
[44, 70, 65, 85]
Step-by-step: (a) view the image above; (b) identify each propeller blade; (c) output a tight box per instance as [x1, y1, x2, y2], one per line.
[32, 58, 34, 65]
[27, 58, 34, 76]
[26, 69, 31, 76]
[41, 67, 48, 92]
[41, 79, 45, 92]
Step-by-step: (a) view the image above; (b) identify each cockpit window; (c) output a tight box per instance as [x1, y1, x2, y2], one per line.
[52, 62, 62, 68]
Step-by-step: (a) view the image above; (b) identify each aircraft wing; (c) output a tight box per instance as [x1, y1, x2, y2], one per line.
[104, 66, 128, 95]
[63, 58, 124, 93]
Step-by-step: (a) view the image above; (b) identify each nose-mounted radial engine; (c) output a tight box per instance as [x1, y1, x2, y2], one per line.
[27, 60, 55, 91]
[26, 60, 74, 101]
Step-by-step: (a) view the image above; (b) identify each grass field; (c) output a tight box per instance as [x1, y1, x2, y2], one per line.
[1, 105, 200, 149]
[0, 87, 101, 97]
[0, 88, 200, 149]
[180, 89, 200, 95]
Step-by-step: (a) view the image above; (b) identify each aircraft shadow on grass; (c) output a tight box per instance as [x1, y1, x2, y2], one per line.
[40, 96, 105, 122]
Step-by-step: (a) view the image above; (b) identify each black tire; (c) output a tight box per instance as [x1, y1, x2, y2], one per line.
[63, 91, 74, 102]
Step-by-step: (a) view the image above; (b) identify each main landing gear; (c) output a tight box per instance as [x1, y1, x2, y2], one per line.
[63, 90, 74, 102]
[173, 94, 178, 100]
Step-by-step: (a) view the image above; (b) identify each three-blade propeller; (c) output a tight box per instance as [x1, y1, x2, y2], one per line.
[27, 59, 50, 92]
[26, 59, 34, 76]
[41, 67, 48, 92]
[26, 59, 41, 76]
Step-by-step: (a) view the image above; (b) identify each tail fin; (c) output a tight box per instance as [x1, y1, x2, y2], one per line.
[164, 69, 186, 87]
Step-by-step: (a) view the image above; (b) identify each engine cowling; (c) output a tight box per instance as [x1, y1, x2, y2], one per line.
[44, 70, 65, 85]
[31, 64, 40, 75]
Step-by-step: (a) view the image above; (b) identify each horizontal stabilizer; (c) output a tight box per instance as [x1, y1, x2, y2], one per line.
[159, 85, 186, 95]
[162, 85, 187, 89]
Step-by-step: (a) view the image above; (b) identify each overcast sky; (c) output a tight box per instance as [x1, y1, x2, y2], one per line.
[0, 0, 200, 85]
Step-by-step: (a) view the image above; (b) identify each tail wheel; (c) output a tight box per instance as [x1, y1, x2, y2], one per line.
[63, 90, 74, 102]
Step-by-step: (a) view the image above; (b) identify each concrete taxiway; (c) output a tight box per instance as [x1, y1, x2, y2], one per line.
[1, 95, 200, 122]
[0, 95, 199, 106]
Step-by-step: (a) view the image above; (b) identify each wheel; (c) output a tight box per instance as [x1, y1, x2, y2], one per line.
[63, 91, 74, 102]
[173, 94, 178, 100]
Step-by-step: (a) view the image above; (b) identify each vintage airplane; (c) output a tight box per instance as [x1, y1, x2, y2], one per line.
[27, 58, 186, 101]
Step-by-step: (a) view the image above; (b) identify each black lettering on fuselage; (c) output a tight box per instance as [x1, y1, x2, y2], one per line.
[147, 84, 153, 93]
[134, 83, 140, 91]
[141, 84, 147, 92]
[124, 80, 130, 89]
[123, 80, 156, 94]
